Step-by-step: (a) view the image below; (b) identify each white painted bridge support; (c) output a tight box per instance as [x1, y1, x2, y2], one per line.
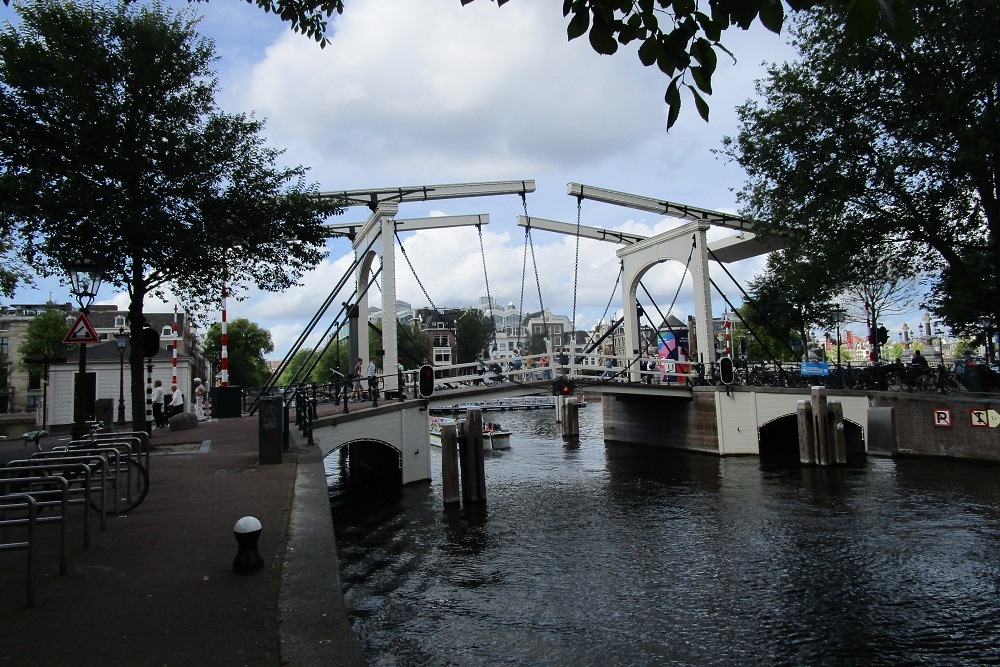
[618, 221, 716, 380]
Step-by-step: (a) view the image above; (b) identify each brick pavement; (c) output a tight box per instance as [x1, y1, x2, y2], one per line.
[0, 414, 366, 666]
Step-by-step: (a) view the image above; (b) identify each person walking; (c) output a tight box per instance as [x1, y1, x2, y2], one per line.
[193, 377, 209, 421]
[152, 380, 166, 428]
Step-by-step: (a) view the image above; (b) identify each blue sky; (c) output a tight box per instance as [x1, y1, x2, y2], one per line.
[7, 0, 892, 358]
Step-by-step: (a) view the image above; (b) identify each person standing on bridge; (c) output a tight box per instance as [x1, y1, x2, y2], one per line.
[366, 358, 378, 400]
[352, 358, 363, 402]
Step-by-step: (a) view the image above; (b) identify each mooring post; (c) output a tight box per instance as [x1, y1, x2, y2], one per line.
[797, 400, 815, 465]
[555, 394, 563, 423]
[811, 386, 829, 465]
[457, 419, 475, 503]
[441, 422, 460, 506]
[562, 397, 580, 443]
[466, 407, 487, 503]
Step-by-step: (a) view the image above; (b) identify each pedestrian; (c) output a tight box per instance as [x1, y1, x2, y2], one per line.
[152, 379, 165, 428]
[161, 381, 172, 421]
[600, 356, 614, 380]
[193, 377, 209, 421]
[367, 357, 378, 399]
[168, 383, 184, 418]
[352, 357, 363, 402]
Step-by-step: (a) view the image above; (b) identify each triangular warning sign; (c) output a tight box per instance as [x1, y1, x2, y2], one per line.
[63, 313, 101, 344]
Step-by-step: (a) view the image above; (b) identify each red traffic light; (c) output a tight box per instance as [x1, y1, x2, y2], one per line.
[418, 364, 435, 397]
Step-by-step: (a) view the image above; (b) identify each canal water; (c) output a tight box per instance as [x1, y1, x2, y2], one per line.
[326, 404, 1000, 666]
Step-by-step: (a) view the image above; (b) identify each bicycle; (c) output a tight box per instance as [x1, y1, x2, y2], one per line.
[58, 421, 149, 515]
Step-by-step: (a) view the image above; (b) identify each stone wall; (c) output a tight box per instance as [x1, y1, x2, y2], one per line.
[872, 393, 1000, 462]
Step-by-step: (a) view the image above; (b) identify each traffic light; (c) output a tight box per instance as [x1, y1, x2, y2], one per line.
[551, 379, 576, 396]
[718, 357, 735, 385]
[418, 364, 435, 398]
[877, 326, 889, 345]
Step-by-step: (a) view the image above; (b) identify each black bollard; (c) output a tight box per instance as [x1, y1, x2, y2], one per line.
[233, 516, 264, 574]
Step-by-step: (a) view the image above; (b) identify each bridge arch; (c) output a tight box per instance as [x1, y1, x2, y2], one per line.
[757, 414, 865, 466]
[329, 438, 403, 487]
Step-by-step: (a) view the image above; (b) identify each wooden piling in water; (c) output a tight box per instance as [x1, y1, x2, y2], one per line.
[798, 386, 847, 466]
[561, 397, 580, 443]
[466, 407, 487, 503]
[440, 422, 460, 506]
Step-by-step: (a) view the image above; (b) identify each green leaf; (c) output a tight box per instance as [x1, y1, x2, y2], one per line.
[690, 85, 710, 121]
[666, 97, 681, 130]
[695, 11, 722, 42]
[690, 66, 713, 95]
[758, 0, 784, 34]
[567, 9, 590, 40]
[589, 25, 619, 55]
[638, 37, 659, 67]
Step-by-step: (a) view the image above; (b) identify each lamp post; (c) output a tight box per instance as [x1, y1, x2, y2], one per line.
[832, 305, 845, 367]
[115, 326, 127, 426]
[68, 264, 104, 441]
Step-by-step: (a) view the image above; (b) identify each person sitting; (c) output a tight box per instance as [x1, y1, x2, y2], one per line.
[910, 349, 929, 368]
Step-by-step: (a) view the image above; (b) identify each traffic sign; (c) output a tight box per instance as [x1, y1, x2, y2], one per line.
[63, 313, 100, 344]
[989, 410, 1000, 428]
[970, 409, 989, 428]
[933, 409, 951, 427]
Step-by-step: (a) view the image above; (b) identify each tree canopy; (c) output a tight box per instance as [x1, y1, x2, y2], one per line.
[0, 0, 340, 425]
[203, 318, 274, 387]
[721, 1, 999, 338]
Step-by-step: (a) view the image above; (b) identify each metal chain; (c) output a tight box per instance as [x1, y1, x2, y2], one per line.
[395, 230, 437, 311]
[571, 196, 582, 336]
[598, 263, 623, 328]
[526, 226, 547, 337]
[477, 224, 498, 350]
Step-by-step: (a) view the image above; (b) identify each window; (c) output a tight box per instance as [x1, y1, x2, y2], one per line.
[27, 369, 42, 390]
[434, 350, 451, 364]
[0, 337, 7, 356]
[99, 333, 110, 341]
[0, 322, 9, 331]
[26, 395, 41, 411]
[162, 326, 172, 337]
[114, 315, 126, 328]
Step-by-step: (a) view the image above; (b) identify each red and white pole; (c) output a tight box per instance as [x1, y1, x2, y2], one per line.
[724, 311, 732, 357]
[221, 283, 229, 387]
[172, 304, 178, 386]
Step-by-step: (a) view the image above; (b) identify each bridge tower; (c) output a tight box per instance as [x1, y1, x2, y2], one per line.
[518, 183, 783, 380]
[321, 181, 535, 391]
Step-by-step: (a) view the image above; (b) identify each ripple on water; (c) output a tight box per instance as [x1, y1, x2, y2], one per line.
[327, 407, 1000, 666]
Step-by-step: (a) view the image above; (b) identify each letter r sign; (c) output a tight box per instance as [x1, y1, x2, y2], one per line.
[934, 409, 952, 427]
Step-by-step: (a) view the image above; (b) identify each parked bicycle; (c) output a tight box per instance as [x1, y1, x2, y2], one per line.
[49, 421, 149, 515]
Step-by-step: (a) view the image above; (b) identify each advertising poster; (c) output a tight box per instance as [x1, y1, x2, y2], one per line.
[657, 329, 691, 384]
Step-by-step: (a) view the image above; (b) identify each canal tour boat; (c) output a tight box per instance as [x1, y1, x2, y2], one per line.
[429, 416, 511, 450]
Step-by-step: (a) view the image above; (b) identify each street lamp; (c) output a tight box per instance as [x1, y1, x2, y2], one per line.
[832, 305, 846, 367]
[115, 326, 128, 426]
[67, 264, 104, 440]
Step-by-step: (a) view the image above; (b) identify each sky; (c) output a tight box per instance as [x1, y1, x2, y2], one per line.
[4, 0, 888, 359]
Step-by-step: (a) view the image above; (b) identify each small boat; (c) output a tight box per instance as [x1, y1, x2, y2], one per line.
[429, 416, 511, 450]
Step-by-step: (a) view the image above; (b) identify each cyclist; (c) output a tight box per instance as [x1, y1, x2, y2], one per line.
[910, 350, 929, 368]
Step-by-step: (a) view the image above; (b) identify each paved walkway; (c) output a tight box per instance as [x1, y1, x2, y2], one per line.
[0, 413, 366, 666]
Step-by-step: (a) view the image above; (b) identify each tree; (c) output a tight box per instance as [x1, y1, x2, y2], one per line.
[455, 309, 494, 364]
[203, 318, 274, 388]
[520, 331, 548, 356]
[17, 309, 74, 370]
[720, 2, 1000, 337]
[743, 248, 838, 361]
[0, 1, 340, 427]
[396, 320, 431, 369]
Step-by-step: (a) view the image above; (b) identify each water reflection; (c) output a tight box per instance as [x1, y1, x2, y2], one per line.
[327, 405, 1000, 666]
